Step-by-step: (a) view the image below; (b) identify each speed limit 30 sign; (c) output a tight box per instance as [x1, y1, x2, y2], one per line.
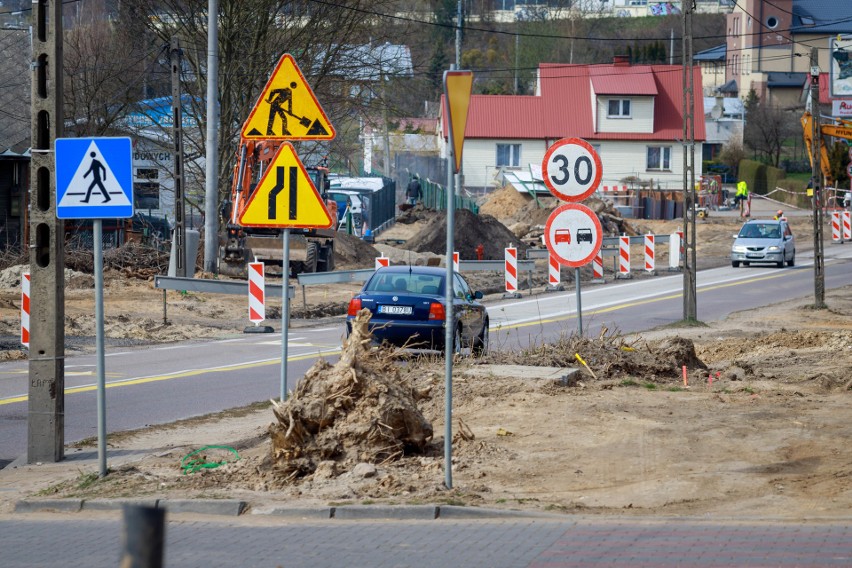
[542, 137, 602, 202]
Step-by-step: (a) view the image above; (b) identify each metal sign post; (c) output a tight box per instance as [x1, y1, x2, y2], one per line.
[442, 67, 473, 490]
[575, 267, 583, 336]
[281, 229, 290, 401]
[93, 220, 107, 477]
[55, 136, 133, 478]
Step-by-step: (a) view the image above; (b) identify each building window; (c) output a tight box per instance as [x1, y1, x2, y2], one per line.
[607, 99, 631, 118]
[646, 146, 671, 171]
[134, 168, 160, 210]
[496, 143, 521, 167]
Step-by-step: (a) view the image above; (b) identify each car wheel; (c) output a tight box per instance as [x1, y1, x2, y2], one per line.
[732, 261, 740, 268]
[787, 251, 795, 267]
[776, 259, 784, 268]
[472, 321, 489, 357]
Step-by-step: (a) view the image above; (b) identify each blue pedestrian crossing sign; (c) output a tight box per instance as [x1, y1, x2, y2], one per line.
[55, 137, 134, 219]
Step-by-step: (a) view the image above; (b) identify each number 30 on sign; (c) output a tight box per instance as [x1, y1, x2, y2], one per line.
[542, 137, 602, 202]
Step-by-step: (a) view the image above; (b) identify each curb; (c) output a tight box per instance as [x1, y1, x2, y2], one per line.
[13, 499, 565, 520]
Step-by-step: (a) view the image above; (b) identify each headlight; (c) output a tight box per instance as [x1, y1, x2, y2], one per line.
[767, 246, 780, 252]
[732, 245, 747, 253]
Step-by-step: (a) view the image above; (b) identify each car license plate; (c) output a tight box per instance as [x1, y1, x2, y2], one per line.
[379, 305, 412, 315]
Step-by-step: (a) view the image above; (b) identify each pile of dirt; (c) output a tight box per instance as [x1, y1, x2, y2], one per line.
[266, 309, 434, 482]
[402, 208, 527, 261]
[489, 329, 707, 384]
[334, 232, 380, 268]
[478, 185, 640, 249]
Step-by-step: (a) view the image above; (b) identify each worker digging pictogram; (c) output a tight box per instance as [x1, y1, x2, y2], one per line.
[241, 54, 336, 141]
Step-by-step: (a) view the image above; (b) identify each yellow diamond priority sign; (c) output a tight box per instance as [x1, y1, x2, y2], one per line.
[242, 54, 336, 141]
[238, 143, 333, 229]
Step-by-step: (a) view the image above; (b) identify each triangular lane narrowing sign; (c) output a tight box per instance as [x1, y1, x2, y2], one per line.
[242, 54, 336, 141]
[57, 140, 133, 209]
[238, 143, 333, 229]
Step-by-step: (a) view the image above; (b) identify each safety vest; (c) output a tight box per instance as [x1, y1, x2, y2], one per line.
[736, 181, 748, 197]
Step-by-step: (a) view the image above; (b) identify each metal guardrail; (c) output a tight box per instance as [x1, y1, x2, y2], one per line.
[526, 234, 673, 259]
[155, 275, 295, 298]
[296, 268, 376, 286]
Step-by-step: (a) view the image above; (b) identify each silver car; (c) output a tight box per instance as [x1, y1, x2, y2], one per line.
[731, 219, 795, 268]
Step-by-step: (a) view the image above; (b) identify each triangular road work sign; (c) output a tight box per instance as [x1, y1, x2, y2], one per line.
[242, 54, 336, 141]
[238, 143, 333, 229]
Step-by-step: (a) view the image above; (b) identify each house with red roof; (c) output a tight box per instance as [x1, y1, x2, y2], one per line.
[440, 57, 706, 194]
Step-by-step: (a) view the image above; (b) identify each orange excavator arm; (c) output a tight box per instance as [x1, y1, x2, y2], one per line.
[802, 111, 852, 187]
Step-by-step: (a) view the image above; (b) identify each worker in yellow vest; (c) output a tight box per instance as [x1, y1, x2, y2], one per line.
[735, 180, 749, 217]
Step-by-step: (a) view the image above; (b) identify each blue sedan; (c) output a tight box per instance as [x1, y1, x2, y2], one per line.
[346, 266, 489, 355]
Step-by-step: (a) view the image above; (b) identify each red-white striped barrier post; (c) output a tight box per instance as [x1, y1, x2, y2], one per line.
[375, 254, 389, 270]
[591, 250, 604, 282]
[644, 233, 656, 274]
[503, 246, 521, 298]
[832, 211, 841, 243]
[21, 272, 29, 348]
[453, 251, 459, 272]
[545, 252, 564, 292]
[245, 262, 273, 333]
[616, 235, 631, 278]
[843, 211, 851, 242]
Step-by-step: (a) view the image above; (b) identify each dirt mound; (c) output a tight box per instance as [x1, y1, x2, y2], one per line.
[266, 309, 433, 481]
[402, 208, 527, 261]
[490, 329, 707, 384]
[479, 185, 530, 219]
[334, 232, 379, 268]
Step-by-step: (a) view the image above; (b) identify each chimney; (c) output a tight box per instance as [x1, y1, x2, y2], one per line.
[613, 55, 630, 67]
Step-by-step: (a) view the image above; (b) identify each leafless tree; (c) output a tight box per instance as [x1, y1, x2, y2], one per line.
[742, 90, 799, 168]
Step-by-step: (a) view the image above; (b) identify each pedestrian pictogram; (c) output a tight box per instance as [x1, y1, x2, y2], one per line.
[238, 142, 333, 228]
[544, 203, 603, 268]
[242, 54, 335, 141]
[56, 137, 133, 219]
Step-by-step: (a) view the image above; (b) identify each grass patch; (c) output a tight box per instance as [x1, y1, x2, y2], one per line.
[643, 383, 658, 390]
[621, 379, 639, 387]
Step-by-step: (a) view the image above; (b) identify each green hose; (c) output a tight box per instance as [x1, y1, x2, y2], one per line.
[180, 445, 240, 475]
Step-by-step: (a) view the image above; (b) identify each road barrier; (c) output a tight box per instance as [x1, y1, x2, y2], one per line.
[453, 251, 459, 272]
[844, 211, 851, 241]
[832, 212, 842, 243]
[669, 232, 681, 271]
[546, 252, 563, 291]
[375, 255, 389, 270]
[504, 246, 521, 298]
[21, 272, 29, 347]
[592, 251, 604, 282]
[644, 233, 656, 274]
[248, 262, 265, 325]
[617, 235, 631, 278]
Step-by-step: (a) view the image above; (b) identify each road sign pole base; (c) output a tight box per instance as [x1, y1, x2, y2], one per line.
[590, 278, 605, 284]
[502, 291, 523, 299]
[543, 284, 565, 293]
[244, 325, 274, 334]
[614, 273, 633, 280]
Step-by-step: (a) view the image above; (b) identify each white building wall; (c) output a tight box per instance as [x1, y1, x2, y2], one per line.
[596, 97, 654, 134]
[595, 140, 703, 190]
[458, 138, 550, 189]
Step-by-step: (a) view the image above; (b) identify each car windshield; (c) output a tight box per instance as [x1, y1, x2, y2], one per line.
[365, 273, 444, 295]
[739, 223, 780, 239]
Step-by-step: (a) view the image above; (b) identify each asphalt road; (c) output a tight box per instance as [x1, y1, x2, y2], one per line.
[1, 243, 851, 466]
[2, 515, 852, 567]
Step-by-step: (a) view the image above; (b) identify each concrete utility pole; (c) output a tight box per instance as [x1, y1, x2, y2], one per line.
[171, 37, 187, 276]
[681, 1, 697, 320]
[809, 47, 826, 307]
[203, 0, 219, 274]
[27, 0, 65, 463]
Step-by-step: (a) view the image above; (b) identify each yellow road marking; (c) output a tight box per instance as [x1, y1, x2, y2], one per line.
[0, 349, 341, 406]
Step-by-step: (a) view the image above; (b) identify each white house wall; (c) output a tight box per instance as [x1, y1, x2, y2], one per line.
[596, 96, 654, 134]
[596, 140, 703, 190]
[458, 138, 549, 189]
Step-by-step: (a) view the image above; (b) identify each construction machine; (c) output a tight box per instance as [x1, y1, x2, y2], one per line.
[218, 139, 338, 277]
[801, 110, 852, 187]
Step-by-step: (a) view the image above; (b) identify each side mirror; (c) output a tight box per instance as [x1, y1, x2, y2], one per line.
[732, 233, 739, 239]
[474, 291, 484, 300]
